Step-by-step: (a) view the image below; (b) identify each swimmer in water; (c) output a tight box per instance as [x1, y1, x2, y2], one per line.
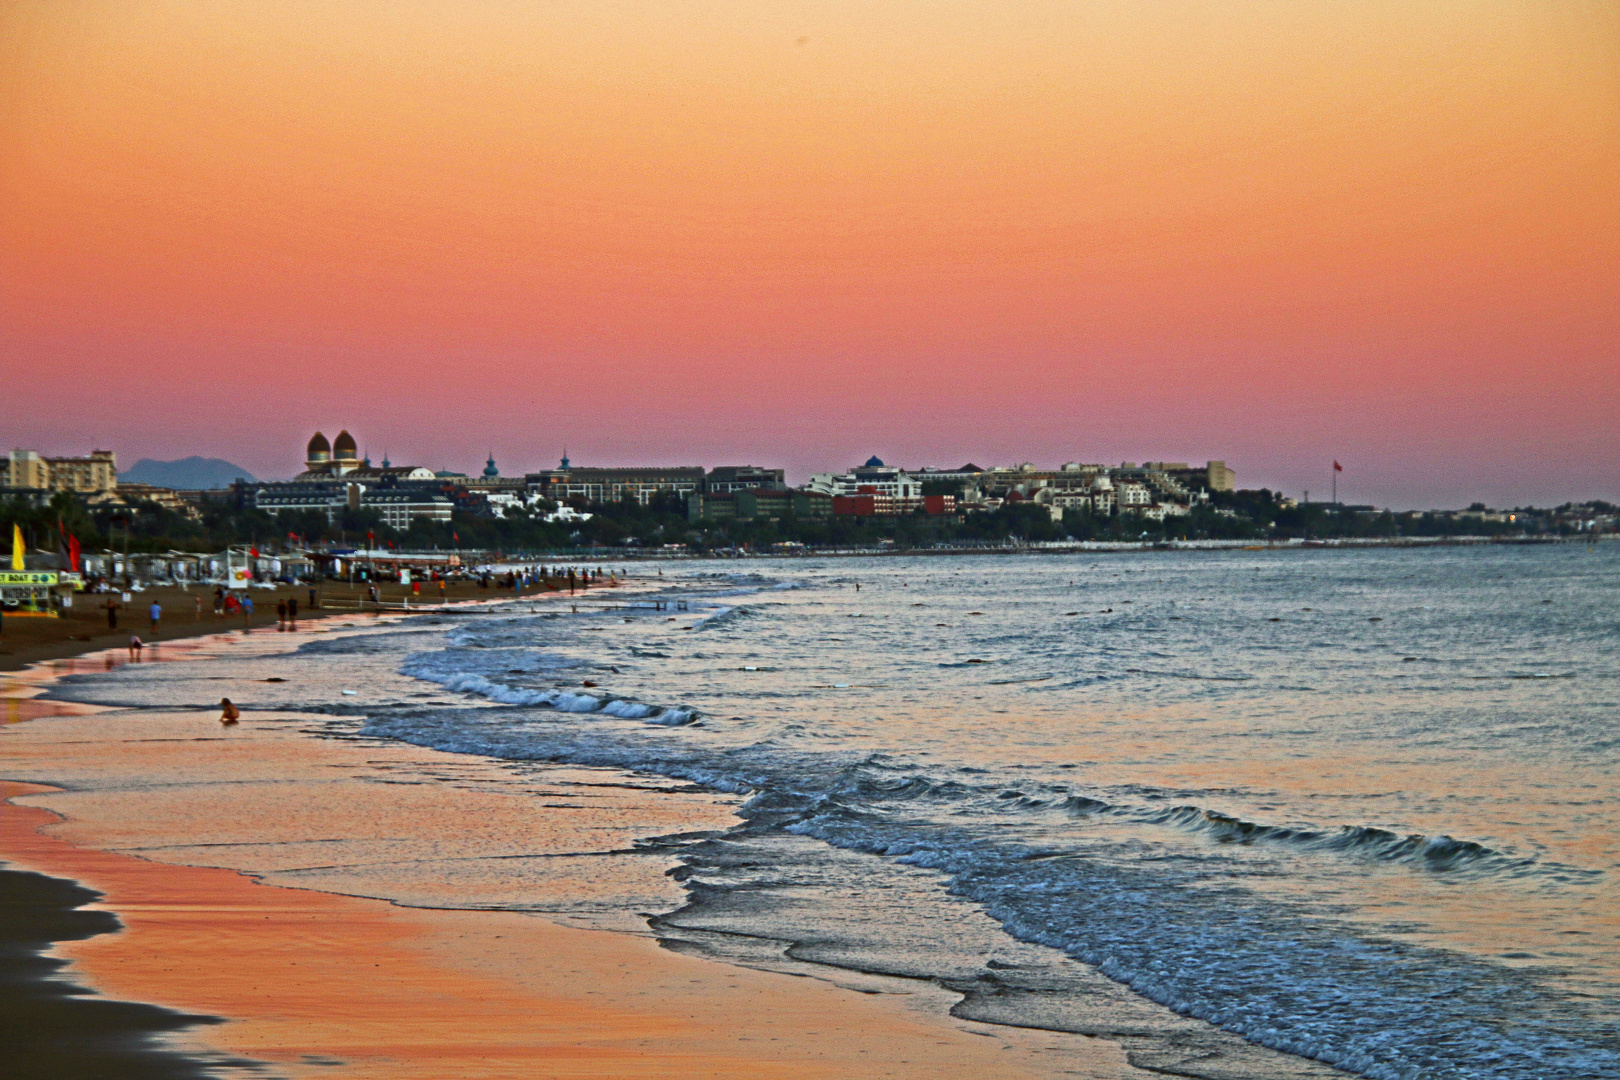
[219, 698, 240, 726]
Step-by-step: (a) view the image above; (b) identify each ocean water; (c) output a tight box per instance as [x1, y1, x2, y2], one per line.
[45, 545, 1620, 1078]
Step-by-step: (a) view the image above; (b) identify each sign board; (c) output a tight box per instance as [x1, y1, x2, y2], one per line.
[0, 571, 58, 586]
[228, 564, 251, 589]
[399, 569, 411, 585]
[1, 570, 60, 616]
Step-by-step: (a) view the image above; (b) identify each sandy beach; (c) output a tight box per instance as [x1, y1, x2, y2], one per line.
[0, 628, 1145, 1079]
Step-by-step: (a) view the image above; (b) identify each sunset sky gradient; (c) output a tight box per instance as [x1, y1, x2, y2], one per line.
[2, 1, 1616, 506]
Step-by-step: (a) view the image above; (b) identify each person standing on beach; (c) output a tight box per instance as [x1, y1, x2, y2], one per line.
[194, 595, 202, 620]
[276, 599, 287, 630]
[242, 594, 253, 628]
[149, 600, 161, 636]
[105, 596, 119, 630]
[288, 596, 298, 623]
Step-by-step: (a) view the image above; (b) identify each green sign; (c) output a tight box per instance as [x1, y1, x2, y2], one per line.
[0, 571, 57, 586]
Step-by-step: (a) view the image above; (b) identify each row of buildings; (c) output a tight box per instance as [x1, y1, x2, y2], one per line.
[2, 448, 209, 517]
[251, 435, 1241, 529]
[5, 433, 1239, 531]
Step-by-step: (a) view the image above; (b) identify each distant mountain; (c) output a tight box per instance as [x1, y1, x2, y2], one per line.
[120, 457, 258, 489]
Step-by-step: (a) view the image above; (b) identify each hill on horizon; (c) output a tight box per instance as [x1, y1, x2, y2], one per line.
[120, 457, 258, 489]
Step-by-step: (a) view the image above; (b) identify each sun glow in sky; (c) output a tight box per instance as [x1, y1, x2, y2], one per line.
[2, 1, 1616, 505]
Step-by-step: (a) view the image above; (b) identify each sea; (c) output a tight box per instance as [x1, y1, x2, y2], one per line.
[44, 544, 1620, 1079]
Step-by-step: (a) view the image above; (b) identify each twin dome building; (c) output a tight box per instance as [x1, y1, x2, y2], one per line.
[298, 431, 434, 482]
[253, 432, 451, 531]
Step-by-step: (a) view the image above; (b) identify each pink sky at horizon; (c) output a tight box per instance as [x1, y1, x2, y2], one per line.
[2, 2, 1616, 508]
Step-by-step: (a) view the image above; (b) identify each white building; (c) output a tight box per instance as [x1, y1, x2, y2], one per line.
[806, 457, 924, 504]
[1117, 483, 1153, 509]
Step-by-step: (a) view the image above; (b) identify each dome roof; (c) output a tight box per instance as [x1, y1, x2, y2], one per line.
[333, 430, 359, 458]
[482, 453, 499, 478]
[864, 455, 885, 467]
[307, 431, 330, 455]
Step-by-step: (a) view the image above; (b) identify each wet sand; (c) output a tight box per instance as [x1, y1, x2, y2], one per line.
[0, 644, 1146, 1078]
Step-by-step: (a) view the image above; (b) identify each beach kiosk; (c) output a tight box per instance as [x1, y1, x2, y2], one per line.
[223, 545, 253, 588]
[0, 570, 60, 617]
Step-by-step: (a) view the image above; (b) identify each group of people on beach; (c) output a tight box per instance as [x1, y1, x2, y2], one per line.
[475, 565, 615, 596]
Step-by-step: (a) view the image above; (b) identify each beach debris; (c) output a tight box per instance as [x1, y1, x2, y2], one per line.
[341, 689, 358, 695]
[261, 677, 287, 682]
[833, 683, 850, 688]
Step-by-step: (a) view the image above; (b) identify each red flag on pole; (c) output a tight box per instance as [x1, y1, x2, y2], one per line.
[1333, 461, 1343, 472]
[250, 545, 260, 558]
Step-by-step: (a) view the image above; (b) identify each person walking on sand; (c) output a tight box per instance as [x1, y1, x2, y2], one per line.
[219, 697, 240, 725]
[242, 594, 253, 628]
[276, 599, 287, 630]
[287, 596, 298, 624]
[149, 600, 161, 636]
[105, 596, 119, 630]
[194, 595, 202, 620]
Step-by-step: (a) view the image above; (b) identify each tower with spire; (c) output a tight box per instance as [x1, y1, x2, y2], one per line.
[483, 451, 499, 479]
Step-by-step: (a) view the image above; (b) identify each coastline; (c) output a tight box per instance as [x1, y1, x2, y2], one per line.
[0, 576, 590, 675]
[0, 628, 1145, 1079]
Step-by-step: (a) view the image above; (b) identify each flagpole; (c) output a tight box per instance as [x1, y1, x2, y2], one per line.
[1332, 462, 1336, 507]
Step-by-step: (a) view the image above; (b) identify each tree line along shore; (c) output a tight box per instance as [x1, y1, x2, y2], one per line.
[6, 486, 1609, 565]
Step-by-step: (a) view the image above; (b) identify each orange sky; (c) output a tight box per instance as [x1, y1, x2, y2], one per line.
[2, 1, 1616, 505]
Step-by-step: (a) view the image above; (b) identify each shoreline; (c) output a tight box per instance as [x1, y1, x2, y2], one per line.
[0, 574, 621, 675]
[494, 533, 1607, 562]
[0, 628, 1145, 1079]
[0, 788, 238, 1080]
